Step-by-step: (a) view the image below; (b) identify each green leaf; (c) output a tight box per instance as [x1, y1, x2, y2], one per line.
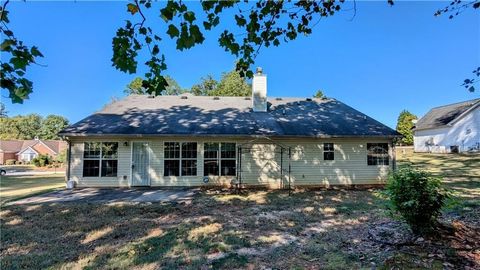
[10, 57, 29, 71]
[0, 39, 15, 51]
[234, 15, 246, 26]
[30, 46, 43, 57]
[183, 11, 196, 23]
[166, 24, 180, 38]
[189, 25, 205, 44]
[152, 45, 159, 55]
[203, 21, 212, 30]
[127, 3, 139, 15]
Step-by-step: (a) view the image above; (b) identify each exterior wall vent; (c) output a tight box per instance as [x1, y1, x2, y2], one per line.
[244, 97, 251, 100]
[180, 96, 188, 99]
[213, 96, 220, 100]
[147, 95, 155, 98]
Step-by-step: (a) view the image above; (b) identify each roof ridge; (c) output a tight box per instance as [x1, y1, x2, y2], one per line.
[429, 98, 480, 110]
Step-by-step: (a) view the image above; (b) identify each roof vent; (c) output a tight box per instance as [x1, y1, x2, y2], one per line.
[180, 96, 188, 99]
[213, 96, 220, 100]
[321, 97, 328, 100]
[306, 98, 312, 101]
[275, 97, 282, 101]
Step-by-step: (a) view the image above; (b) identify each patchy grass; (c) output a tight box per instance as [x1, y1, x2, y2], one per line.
[0, 174, 65, 204]
[398, 152, 480, 226]
[0, 153, 478, 269]
[397, 152, 480, 177]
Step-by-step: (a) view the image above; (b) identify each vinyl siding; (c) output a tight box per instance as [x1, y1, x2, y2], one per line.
[69, 137, 393, 188]
[70, 139, 130, 187]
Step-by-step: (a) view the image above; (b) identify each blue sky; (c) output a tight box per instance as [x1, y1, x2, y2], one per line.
[2, 1, 479, 128]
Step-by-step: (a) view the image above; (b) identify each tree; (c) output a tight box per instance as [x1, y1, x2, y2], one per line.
[40, 115, 69, 140]
[0, 114, 42, 140]
[191, 75, 218, 96]
[124, 77, 145, 95]
[0, 114, 69, 140]
[0, 116, 19, 139]
[396, 110, 417, 145]
[0, 102, 7, 118]
[2, 1, 479, 103]
[124, 76, 184, 95]
[16, 114, 42, 139]
[0, 1, 44, 103]
[313, 90, 324, 98]
[209, 70, 251, 97]
[163, 75, 186, 95]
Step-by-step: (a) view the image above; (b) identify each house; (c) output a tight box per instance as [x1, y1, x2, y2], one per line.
[0, 138, 67, 164]
[59, 69, 400, 188]
[413, 98, 480, 153]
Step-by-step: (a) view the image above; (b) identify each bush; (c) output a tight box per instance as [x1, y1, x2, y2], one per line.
[32, 154, 52, 167]
[385, 166, 449, 235]
[5, 159, 16, 165]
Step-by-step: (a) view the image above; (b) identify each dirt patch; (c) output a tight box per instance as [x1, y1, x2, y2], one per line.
[1, 186, 479, 269]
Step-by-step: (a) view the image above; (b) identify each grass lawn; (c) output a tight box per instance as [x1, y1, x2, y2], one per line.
[0, 153, 478, 269]
[0, 175, 65, 205]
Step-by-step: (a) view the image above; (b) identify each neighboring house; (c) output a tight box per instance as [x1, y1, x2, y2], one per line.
[413, 98, 480, 153]
[0, 138, 67, 164]
[59, 69, 400, 189]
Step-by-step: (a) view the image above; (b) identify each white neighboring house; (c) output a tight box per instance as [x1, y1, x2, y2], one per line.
[413, 98, 480, 153]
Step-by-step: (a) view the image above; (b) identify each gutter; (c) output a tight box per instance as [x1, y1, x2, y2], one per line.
[57, 133, 402, 139]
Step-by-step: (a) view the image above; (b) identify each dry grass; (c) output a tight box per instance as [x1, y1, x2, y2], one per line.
[0, 174, 65, 204]
[0, 152, 478, 269]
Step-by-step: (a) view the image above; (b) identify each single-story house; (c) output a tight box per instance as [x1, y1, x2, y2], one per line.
[0, 138, 67, 164]
[59, 69, 400, 189]
[413, 98, 480, 153]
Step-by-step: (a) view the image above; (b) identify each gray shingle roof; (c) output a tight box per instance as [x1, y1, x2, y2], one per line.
[415, 98, 480, 131]
[60, 95, 399, 138]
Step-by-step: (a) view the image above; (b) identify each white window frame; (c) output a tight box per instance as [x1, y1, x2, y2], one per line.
[323, 142, 334, 161]
[163, 142, 198, 177]
[83, 142, 118, 177]
[203, 142, 237, 176]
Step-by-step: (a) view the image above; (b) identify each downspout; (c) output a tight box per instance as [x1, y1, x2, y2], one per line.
[391, 141, 397, 171]
[65, 137, 72, 182]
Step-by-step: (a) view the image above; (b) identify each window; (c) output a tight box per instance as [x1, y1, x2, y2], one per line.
[323, 143, 334, 160]
[204, 142, 236, 176]
[83, 142, 118, 177]
[367, 143, 389, 166]
[164, 142, 197, 176]
[204, 143, 219, 176]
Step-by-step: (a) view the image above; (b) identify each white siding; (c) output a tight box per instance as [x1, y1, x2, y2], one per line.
[69, 137, 393, 188]
[70, 139, 130, 187]
[414, 107, 480, 153]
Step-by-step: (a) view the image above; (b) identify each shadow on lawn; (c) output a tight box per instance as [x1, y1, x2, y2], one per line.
[1, 189, 478, 269]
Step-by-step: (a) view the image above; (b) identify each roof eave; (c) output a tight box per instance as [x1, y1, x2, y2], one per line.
[59, 132, 400, 139]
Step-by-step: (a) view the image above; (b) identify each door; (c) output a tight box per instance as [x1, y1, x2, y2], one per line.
[131, 142, 150, 186]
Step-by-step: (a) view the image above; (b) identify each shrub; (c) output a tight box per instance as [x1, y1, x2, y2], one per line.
[5, 159, 16, 165]
[385, 166, 449, 235]
[32, 154, 52, 167]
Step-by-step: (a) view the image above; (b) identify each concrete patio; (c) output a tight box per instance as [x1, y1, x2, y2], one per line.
[8, 188, 198, 205]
